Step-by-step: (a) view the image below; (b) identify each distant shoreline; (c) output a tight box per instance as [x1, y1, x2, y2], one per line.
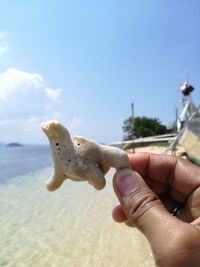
[6, 142, 25, 147]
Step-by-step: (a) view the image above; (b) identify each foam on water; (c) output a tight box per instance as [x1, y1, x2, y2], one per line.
[0, 167, 155, 267]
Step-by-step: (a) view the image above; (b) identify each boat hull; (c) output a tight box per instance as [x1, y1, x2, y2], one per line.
[179, 117, 200, 161]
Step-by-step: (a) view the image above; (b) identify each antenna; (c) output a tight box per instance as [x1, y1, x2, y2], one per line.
[184, 69, 189, 83]
[179, 70, 189, 85]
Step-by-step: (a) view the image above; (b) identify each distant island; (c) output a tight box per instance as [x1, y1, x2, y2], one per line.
[6, 142, 25, 147]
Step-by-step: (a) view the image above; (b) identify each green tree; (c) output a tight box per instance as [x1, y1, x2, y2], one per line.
[122, 116, 167, 140]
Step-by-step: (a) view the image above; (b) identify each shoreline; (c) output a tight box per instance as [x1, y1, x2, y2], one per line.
[126, 144, 186, 155]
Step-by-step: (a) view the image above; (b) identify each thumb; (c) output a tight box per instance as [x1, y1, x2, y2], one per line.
[113, 168, 179, 243]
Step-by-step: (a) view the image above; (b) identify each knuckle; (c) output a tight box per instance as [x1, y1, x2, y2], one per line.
[123, 187, 161, 223]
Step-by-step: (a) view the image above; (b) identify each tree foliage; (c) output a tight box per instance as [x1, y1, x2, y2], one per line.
[122, 116, 167, 140]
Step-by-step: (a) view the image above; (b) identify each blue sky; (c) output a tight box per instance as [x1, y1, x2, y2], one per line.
[0, 0, 199, 144]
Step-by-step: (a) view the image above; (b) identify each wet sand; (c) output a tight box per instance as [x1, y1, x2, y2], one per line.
[0, 166, 155, 267]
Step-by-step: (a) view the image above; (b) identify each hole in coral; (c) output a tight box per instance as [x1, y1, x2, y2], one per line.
[77, 143, 80, 146]
[96, 163, 100, 168]
[56, 143, 59, 146]
[68, 159, 71, 162]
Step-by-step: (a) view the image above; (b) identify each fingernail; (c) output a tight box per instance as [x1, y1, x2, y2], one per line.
[115, 168, 141, 196]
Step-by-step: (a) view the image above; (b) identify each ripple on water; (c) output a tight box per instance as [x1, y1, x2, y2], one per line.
[0, 168, 155, 267]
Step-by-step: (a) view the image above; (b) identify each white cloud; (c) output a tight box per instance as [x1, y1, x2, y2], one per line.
[0, 68, 61, 101]
[0, 68, 63, 143]
[69, 117, 86, 130]
[0, 32, 8, 57]
[45, 87, 61, 101]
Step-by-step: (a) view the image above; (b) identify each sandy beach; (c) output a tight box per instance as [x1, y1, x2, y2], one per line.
[0, 153, 157, 267]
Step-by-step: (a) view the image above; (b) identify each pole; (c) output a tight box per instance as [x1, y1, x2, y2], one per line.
[175, 107, 178, 133]
[131, 102, 135, 153]
[131, 102, 134, 138]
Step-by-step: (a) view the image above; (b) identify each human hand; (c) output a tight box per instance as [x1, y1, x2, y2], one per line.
[112, 153, 200, 267]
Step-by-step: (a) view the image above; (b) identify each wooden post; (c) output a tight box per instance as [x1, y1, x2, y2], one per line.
[131, 102, 135, 152]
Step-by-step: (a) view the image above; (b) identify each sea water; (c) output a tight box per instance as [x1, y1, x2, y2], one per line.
[0, 146, 154, 267]
[0, 145, 52, 183]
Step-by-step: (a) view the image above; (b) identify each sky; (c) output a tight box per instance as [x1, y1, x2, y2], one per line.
[0, 0, 199, 144]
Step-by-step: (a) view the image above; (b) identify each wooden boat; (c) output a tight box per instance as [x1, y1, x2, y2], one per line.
[166, 82, 200, 164]
[178, 113, 200, 164]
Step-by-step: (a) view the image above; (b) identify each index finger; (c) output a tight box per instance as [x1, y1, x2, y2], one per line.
[128, 153, 200, 197]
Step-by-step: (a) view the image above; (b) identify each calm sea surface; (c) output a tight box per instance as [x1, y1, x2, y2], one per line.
[0, 145, 52, 183]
